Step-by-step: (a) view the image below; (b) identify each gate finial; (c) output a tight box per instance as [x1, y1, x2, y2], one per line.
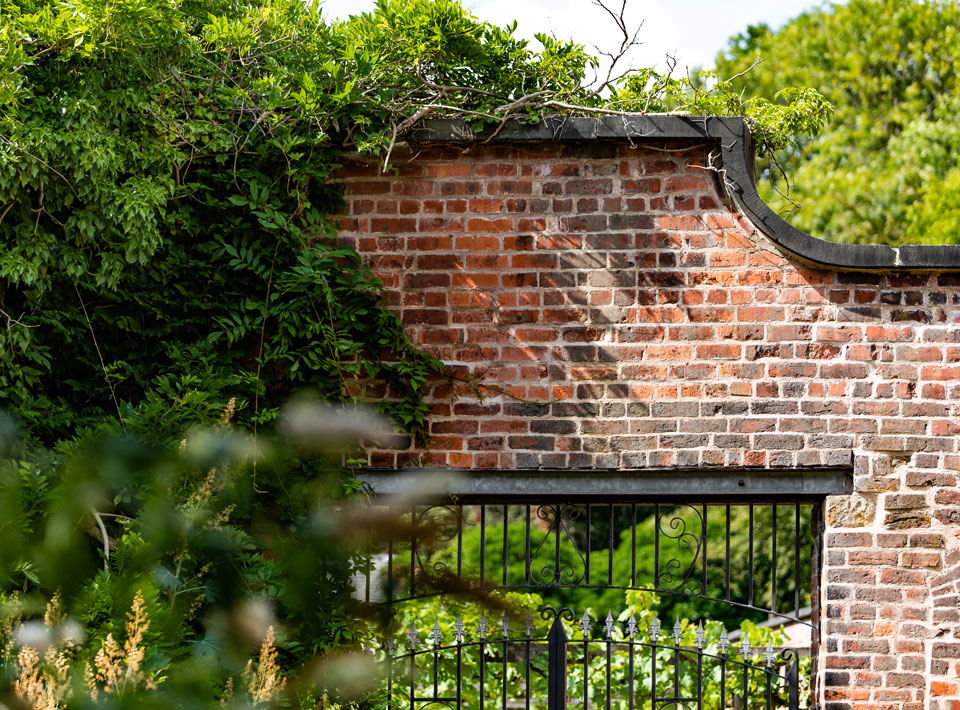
[500, 612, 512, 638]
[718, 627, 730, 655]
[579, 610, 592, 638]
[672, 617, 683, 645]
[477, 612, 489, 640]
[625, 611, 638, 640]
[649, 616, 660, 641]
[603, 610, 616, 639]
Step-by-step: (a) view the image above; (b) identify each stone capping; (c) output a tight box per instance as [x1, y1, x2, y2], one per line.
[358, 466, 853, 501]
[410, 115, 960, 272]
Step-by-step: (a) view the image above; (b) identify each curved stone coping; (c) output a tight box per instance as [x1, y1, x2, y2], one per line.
[411, 115, 960, 272]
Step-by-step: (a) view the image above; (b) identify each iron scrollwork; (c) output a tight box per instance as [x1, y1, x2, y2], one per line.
[655, 504, 704, 595]
[530, 504, 586, 586]
[411, 504, 462, 586]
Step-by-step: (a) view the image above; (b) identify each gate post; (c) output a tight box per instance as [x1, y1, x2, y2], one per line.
[785, 650, 800, 710]
[547, 614, 567, 710]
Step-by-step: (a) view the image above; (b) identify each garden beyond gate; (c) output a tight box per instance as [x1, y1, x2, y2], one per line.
[359, 494, 821, 710]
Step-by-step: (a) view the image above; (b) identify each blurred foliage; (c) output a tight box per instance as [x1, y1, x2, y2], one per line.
[1, 401, 390, 708]
[713, 0, 960, 245]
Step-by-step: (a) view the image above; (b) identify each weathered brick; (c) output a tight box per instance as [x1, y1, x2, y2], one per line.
[339, 144, 960, 703]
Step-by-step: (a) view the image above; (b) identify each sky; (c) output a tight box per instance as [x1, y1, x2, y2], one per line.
[319, 0, 825, 75]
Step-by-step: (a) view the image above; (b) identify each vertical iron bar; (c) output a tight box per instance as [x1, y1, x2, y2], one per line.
[480, 505, 487, 586]
[555, 505, 562, 585]
[525, 505, 531, 585]
[583, 633, 590, 710]
[654, 503, 661, 590]
[456, 645, 462, 710]
[480, 637, 486, 710]
[628, 638, 635, 710]
[772, 504, 778, 614]
[525, 636, 531, 710]
[702, 504, 708, 597]
[387, 641, 393, 710]
[547, 615, 567, 710]
[765, 669, 772, 710]
[725, 505, 731, 601]
[741, 656, 749, 710]
[608, 505, 614, 587]
[502, 634, 508, 710]
[811, 503, 824, 708]
[748, 504, 755, 607]
[410, 506, 417, 599]
[457, 505, 463, 581]
[651, 631, 658, 707]
[410, 648, 416, 710]
[606, 639, 612, 710]
[433, 645, 439, 698]
[631, 504, 637, 589]
[586, 505, 592, 586]
[672, 636, 680, 701]
[503, 504, 509, 587]
[697, 643, 703, 710]
[719, 655, 725, 710]
[786, 652, 799, 710]
[794, 503, 801, 619]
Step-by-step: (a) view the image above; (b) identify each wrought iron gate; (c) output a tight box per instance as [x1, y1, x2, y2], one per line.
[361, 498, 819, 710]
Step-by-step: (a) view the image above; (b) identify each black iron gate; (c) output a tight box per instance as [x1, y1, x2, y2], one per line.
[362, 498, 819, 710]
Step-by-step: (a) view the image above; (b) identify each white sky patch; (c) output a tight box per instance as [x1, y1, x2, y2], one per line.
[319, 0, 825, 76]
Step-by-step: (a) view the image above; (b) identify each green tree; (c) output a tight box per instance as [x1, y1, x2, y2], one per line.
[713, 0, 960, 246]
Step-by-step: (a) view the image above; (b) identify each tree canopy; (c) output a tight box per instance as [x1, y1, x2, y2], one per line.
[714, 0, 960, 246]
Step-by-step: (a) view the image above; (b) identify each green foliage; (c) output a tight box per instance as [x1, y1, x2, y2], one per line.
[713, 0, 960, 245]
[1, 0, 471, 445]
[0, 405, 383, 707]
[612, 70, 833, 155]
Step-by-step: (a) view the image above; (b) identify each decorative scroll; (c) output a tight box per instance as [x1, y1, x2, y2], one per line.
[656, 504, 705, 595]
[530, 504, 587, 586]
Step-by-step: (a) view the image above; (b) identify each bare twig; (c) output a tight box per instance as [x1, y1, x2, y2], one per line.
[0, 307, 37, 330]
[382, 122, 399, 173]
[722, 57, 765, 85]
[90, 508, 111, 572]
[73, 284, 125, 427]
[585, 0, 644, 99]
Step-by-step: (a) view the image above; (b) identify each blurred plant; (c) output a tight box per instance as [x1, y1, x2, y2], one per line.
[0, 400, 433, 708]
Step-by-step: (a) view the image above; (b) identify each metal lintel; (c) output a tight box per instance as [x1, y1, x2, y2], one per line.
[357, 466, 852, 502]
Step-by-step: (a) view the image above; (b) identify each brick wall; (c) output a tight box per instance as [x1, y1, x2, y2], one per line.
[333, 139, 960, 710]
